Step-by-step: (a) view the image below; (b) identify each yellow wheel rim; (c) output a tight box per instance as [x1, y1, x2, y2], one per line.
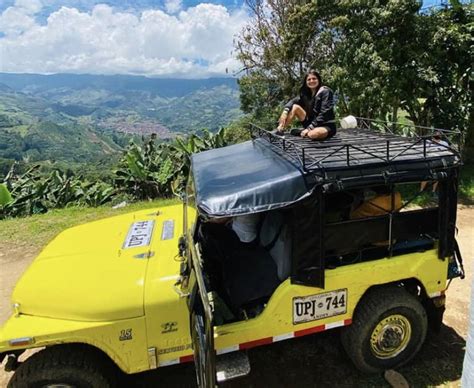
[370, 314, 412, 359]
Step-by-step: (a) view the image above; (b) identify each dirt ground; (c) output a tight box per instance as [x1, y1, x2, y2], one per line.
[1, 207, 473, 387]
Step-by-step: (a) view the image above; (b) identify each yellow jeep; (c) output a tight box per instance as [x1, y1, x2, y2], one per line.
[0, 119, 465, 387]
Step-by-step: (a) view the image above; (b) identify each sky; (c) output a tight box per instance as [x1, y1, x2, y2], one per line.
[0, 0, 248, 78]
[0, 0, 462, 78]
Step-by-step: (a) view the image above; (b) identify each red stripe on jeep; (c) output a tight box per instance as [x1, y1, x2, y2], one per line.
[294, 324, 325, 337]
[239, 337, 273, 350]
[344, 319, 352, 325]
[179, 355, 194, 363]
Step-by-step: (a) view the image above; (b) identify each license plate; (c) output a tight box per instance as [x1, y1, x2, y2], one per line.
[123, 220, 155, 248]
[293, 289, 347, 324]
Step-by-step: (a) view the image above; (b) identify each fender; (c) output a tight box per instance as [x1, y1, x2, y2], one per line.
[0, 314, 150, 374]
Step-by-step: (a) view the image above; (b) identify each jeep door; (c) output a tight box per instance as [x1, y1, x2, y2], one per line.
[188, 238, 216, 388]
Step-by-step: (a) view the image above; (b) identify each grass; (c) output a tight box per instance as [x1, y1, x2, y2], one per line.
[0, 198, 179, 250]
[396, 162, 474, 207]
[460, 163, 474, 204]
[393, 109, 474, 204]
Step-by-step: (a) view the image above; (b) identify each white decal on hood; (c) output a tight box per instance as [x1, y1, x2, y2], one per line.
[123, 220, 155, 248]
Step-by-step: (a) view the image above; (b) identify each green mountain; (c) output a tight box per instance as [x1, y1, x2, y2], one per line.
[0, 73, 243, 171]
[0, 73, 242, 133]
[0, 73, 239, 98]
[0, 87, 125, 171]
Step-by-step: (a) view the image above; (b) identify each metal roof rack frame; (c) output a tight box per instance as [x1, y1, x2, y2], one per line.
[249, 117, 462, 174]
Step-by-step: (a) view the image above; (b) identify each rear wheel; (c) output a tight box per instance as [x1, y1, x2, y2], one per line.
[341, 286, 427, 373]
[8, 344, 118, 388]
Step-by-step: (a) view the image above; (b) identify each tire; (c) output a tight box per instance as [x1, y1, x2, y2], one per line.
[8, 344, 118, 388]
[341, 286, 428, 373]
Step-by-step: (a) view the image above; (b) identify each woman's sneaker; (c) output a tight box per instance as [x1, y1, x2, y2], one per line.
[290, 128, 303, 136]
[270, 129, 285, 136]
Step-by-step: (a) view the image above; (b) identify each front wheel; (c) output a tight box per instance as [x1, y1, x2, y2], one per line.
[341, 286, 428, 373]
[8, 344, 118, 388]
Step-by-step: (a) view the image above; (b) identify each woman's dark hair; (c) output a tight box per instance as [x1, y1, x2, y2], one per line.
[299, 69, 322, 99]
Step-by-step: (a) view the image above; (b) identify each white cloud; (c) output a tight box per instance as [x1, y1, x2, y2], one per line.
[14, 0, 43, 14]
[0, 2, 248, 77]
[0, 0, 43, 36]
[164, 0, 182, 14]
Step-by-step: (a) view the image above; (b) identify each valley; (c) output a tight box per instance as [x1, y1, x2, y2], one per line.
[0, 73, 242, 172]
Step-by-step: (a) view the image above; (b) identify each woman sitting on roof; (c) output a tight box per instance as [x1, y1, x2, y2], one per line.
[277, 69, 336, 140]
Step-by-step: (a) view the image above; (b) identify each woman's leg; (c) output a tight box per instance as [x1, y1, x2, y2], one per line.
[301, 126, 330, 140]
[278, 104, 306, 129]
[301, 124, 336, 140]
[307, 127, 330, 140]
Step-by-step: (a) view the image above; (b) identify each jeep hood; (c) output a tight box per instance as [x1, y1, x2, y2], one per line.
[12, 207, 171, 321]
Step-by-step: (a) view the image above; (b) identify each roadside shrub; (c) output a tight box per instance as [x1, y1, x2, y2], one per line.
[0, 128, 229, 219]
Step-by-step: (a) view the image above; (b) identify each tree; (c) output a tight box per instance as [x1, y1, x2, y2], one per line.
[235, 0, 472, 145]
[235, 0, 323, 125]
[236, 0, 424, 120]
[330, 0, 422, 121]
[404, 2, 472, 140]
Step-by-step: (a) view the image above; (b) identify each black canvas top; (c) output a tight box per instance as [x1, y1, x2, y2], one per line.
[191, 124, 461, 217]
[191, 138, 310, 217]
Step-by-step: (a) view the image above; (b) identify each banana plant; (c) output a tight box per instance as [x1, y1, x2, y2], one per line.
[0, 183, 12, 206]
[45, 170, 83, 208]
[0, 127, 230, 219]
[81, 182, 116, 207]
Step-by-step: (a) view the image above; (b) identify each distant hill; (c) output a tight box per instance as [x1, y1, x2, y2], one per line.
[0, 87, 123, 164]
[0, 83, 14, 92]
[0, 73, 243, 169]
[0, 73, 239, 98]
[0, 73, 242, 133]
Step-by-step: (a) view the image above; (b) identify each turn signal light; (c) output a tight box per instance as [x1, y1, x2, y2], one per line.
[8, 337, 35, 347]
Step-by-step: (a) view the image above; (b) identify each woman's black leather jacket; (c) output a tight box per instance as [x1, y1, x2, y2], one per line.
[283, 86, 335, 129]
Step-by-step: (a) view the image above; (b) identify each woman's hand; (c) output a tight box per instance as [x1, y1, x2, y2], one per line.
[301, 128, 310, 137]
[277, 112, 287, 130]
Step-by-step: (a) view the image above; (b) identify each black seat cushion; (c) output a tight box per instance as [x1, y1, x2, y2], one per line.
[392, 238, 435, 255]
[222, 245, 280, 309]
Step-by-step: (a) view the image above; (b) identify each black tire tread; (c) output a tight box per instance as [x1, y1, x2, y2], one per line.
[341, 286, 427, 373]
[8, 344, 117, 388]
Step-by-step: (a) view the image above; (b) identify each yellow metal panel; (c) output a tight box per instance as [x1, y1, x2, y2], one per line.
[0, 315, 149, 374]
[0, 201, 450, 374]
[144, 204, 195, 365]
[11, 209, 166, 321]
[213, 248, 447, 349]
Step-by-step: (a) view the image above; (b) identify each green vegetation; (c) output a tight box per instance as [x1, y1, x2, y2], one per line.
[235, 0, 472, 153]
[0, 128, 233, 219]
[460, 165, 474, 203]
[0, 88, 128, 169]
[0, 198, 178, 249]
[115, 128, 227, 199]
[147, 85, 242, 133]
[0, 183, 12, 205]
[0, 76, 242, 172]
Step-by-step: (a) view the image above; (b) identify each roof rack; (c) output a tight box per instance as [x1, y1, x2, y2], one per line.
[250, 118, 461, 174]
